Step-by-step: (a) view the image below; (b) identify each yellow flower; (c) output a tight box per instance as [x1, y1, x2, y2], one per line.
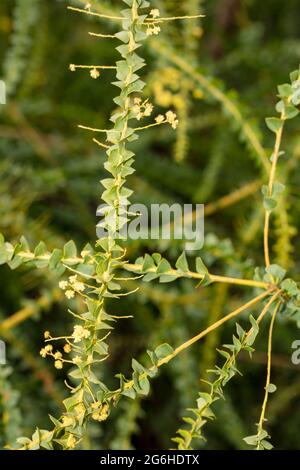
[155, 114, 165, 124]
[54, 360, 63, 369]
[44, 331, 51, 339]
[69, 64, 76, 72]
[91, 404, 109, 422]
[166, 110, 179, 129]
[73, 355, 82, 365]
[64, 344, 72, 353]
[91, 401, 101, 410]
[59, 280, 68, 290]
[66, 434, 77, 449]
[74, 281, 85, 292]
[146, 25, 161, 36]
[40, 348, 47, 358]
[62, 415, 74, 427]
[45, 344, 53, 353]
[65, 289, 75, 299]
[54, 351, 62, 360]
[75, 403, 86, 419]
[72, 325, 91, 343]
[150, 9, 160, 18]
[144, 102, 154, 117]
[90, 68, 100, 79]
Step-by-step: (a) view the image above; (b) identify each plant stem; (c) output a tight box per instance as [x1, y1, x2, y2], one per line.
[263, 116, 284, 267]
[124, 263, 271, 289]
[256, 300, 281, 448]
[119, 290, 272, 396]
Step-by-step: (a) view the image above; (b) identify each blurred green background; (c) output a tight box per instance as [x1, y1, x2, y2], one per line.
[1, 0, 300, 450]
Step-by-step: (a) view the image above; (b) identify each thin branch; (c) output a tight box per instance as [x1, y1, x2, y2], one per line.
[67, 6, 123, 20]
[124, 262, 271, 289]
[256, 300, 281, 448]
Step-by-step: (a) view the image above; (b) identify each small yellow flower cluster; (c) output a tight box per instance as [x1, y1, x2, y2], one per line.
[166, 110, 179, 129]
[155, 111, 179, 129]
[64, 343, 72, 353]
[146, 25, 160, 36]
[155, 114, 165, 124]
[73, 355, 82, 365]
[91, 403, 109, 422]
[72, 325, 90, 343]
[66, 434, 77, 449]
[40, 340, 65, 369]
[150, 9, 160, 18]
[90, 68, 100, 79]
[59, 275, 85, 299]
[74, 403, 86, 421]
[40, 329, 75, 369]
[40, 344, 53, 358]
[133, 98, 154, 120]
[62, 415, 75, 428]
[54, 359, 63, 370]
[69, 64, 76, 72]
[146, 9, 161, 35]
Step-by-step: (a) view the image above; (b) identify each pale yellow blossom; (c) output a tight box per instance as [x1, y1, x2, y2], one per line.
[90, 68, 100, 79]
[65, 289, 75, 299]
[64, 344, 72, 353]
[73, 355, 82, 365]
[66, 434, 77, 449]
[59, 280, 68, 290]
[72, 325, 90, 343]
[40, 348, 47, 358]
[150, 9, 160, 18]
[54, 360, 63, 369]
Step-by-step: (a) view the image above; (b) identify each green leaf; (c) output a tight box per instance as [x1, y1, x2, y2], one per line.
[272, 182, 285, 198]
[246, 315, 259, 346]
[142, 254, 155, 272]
[284, 104, 299, 120]
[154, 343, 174, 361]
[63, 393, 82, 412]
[157, 258, 172, 274]
[195, 257, 208, 275]
[266, 383, 277, 393]
[159, 274, 178, 283]
[280, 278, 299, 296]
[261, 439, 273, 450]
[243, 435, 258, 446]
[132, 358, 145, 374]
[277, 83, 292, 98]
[265, 264, 286, 283]
[265, 117, 282, 133]
[175, 252, 189, 272]
[63, 240, 77, 260]
[263, 197, 277, 211]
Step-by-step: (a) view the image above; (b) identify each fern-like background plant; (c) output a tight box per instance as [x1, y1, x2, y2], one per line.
[1, 0, 300, 450]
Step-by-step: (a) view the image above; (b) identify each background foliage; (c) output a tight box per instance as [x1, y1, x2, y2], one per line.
[1, 0, 300, 450]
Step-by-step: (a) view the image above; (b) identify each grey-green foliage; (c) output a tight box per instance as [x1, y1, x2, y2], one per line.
[3, 0, 41, 97]
[0, 367, 22, 447]
[173, 315, 259, 450]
